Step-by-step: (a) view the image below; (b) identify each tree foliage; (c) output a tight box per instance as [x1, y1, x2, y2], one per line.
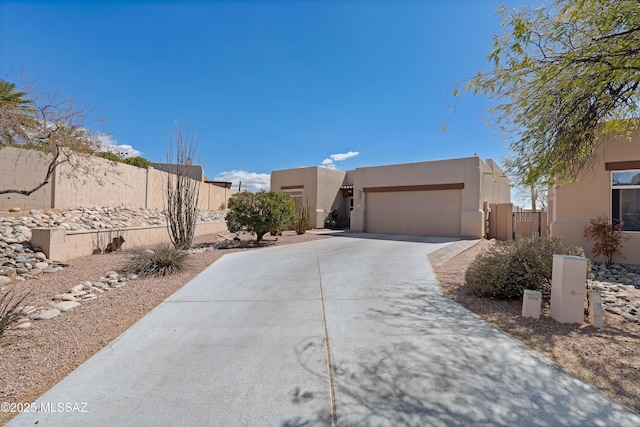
[97, 150, 151, 169]
[583, 215, 630, 267]
[469, 0, 640, 186]
[226, 191, 296, 242]
[0, 77, 100, 195]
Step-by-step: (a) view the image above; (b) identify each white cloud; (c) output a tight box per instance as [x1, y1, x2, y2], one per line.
[96, 133, 143, 158]
[330, 151, 360, 161]
[320, 151, 359, 169]
[213, 170, 271, 192]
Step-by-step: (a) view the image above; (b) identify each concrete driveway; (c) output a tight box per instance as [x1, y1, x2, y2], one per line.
[9, 234, 640, 426]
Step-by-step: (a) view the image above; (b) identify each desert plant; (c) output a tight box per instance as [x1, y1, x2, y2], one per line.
[293, 201, 311, 235]
[226, 191, 296, 242]
[120, 245, 188, 277]
[165, 123, 201, 250]
[0, 289, 30, 339]
[465, 236, 586, 299]
[97, 151, 151, 169]
[219, 201, 226, 210]
[583, 215, 630, 268]
[323, 208, 341, 230]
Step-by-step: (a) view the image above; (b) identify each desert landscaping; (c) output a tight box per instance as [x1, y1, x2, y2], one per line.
[1, 207, 639, 425]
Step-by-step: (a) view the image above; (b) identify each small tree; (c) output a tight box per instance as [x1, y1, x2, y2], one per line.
[165, 123, 201, 250]
[226, 191, 296, 242]
[464, 1, 640, 187]
[0, 77, 101, 196]
[583, 215, 630, 268]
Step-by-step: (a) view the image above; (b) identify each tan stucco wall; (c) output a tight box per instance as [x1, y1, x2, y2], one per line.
[31, 221, 227, 261]
[550, 130, 640, 265]
[271, 166, 346, 228]
[0, 146, 53, 210]
[349, 157, 510, 238]
[272, 157, 510, 237]
[1, 147, 231, 212]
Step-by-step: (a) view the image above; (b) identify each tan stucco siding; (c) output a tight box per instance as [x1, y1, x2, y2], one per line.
[272, 156, 510, 237]
[351, 157, 492, 237]
[270, 166, 346, 228]
[551, 129, 640, 265]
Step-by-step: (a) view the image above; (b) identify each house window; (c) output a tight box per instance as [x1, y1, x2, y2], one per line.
[612, 170, 640, 231]
[282, 189, 303, 203]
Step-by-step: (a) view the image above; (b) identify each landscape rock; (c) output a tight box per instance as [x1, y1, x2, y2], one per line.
[589, 262, 640, 323]
[31, 308, 61, 320]
[0, 276, 11, 286]
[53, 301, 81, 312]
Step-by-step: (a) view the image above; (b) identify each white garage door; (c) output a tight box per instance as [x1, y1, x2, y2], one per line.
[365, 189, 462, 236]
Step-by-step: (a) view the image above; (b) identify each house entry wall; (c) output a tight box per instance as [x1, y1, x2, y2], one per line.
[364, 189, 462, 236]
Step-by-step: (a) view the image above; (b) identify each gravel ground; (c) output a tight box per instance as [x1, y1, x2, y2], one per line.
[431, 239, 640, 415]
[0, 230, 327, 425]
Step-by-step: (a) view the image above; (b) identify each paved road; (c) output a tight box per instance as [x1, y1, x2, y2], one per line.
[9, 234, 640, 426]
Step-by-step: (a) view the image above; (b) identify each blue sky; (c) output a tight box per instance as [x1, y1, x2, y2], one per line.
[1, 0, 518, 194]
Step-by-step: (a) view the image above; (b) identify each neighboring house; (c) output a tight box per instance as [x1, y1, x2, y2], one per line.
[549, 128, 640, 265]
[149, 161, 205, 182]
[271, 156, 511, 238]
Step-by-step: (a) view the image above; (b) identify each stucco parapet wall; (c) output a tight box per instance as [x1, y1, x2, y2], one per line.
[31, 222, 227, 262]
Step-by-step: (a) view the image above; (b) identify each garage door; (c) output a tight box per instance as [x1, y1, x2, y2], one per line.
[365, 189, 462, 236]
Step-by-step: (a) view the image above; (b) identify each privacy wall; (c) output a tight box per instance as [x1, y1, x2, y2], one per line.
[0, 147, 231, 211]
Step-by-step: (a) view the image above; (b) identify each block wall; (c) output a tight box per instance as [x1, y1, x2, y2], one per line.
[0, 147, 53, 210]
[1, 147, 231, 212]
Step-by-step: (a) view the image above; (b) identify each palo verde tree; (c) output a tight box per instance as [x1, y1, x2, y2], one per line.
[225, 190, 296, 242]
[164, 122, 201, 250]
[466, 0, 640, 187]
[0, 77, 100, 196]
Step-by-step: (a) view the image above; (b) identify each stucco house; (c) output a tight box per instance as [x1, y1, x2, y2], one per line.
[271, 156, 511, 239]
[549, 128, 640, 265]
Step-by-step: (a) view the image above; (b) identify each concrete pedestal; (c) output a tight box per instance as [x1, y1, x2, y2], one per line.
[550, 254, 587, 324]
[522, 290, 542, 319]
[589, 289, 603, 329]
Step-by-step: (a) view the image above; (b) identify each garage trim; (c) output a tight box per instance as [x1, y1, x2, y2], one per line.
[363, 183, 464, 193]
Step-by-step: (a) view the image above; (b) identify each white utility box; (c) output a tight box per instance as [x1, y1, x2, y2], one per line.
[522, 289, 542, 319]
[550, 254, 587, 324]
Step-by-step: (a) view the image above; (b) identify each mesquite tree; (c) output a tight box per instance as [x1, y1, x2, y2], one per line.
[465, 0, 640, 187]
[165, 123, 201, 250]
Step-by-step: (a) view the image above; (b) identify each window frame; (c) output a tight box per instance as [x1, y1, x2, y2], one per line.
[611, 169, 640, 233]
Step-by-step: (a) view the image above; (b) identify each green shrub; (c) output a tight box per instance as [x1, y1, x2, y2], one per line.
[0, 289, 30, 339]
[465, 237, 587, 299]
[120, 245, 188, 277]
[293, 201, 311, 235]
[583, 214, 630, 268]
[226, 191, 296, 242]
[323, 208, 341, 230]
[97, 151, 151, 169]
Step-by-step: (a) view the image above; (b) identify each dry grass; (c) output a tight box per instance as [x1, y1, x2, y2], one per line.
[432, 239, 640, 414]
